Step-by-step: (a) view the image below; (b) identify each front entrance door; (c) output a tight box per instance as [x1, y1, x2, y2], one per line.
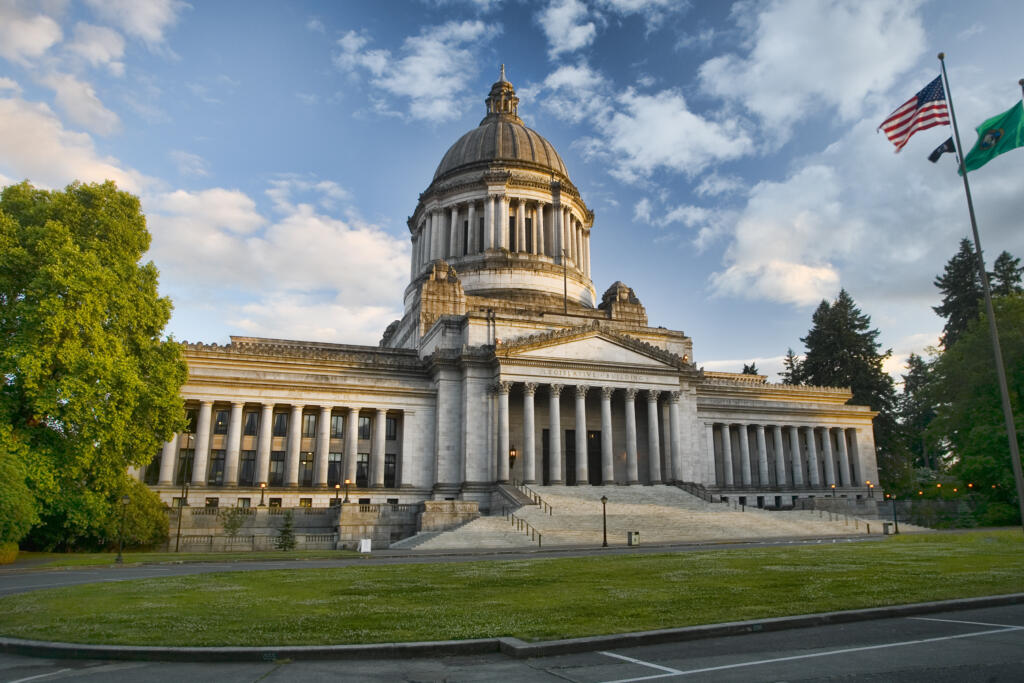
[541, 429, 550, 485]
[587, 431, 602, 485]
[565, 429, 576, 486]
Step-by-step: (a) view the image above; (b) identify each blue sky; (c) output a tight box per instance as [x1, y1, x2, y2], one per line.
[2, 0, 1023, 383]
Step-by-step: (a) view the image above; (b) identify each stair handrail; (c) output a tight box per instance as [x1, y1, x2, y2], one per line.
[504, 507, 543, 547]
[675, 480, 719, 503]
[510, 480, 554, 515]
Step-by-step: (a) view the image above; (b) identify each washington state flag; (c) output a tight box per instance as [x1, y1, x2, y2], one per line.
[961, 101, 1024, 174]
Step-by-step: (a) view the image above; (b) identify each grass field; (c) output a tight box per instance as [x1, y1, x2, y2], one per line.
[1, 531, 1021, 646]
[13, 549, 356, 569]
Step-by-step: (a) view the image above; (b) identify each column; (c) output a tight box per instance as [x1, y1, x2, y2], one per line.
[600, 387, 614, 484]
[847, 428, 863, 486]
[584, 231, 591, 276]
[500, 195, 510, 249]
[427, 210, 437, 261]
[705, 423, 715, 485]
[372, 408, 386, 487]
[575, 224, 582, 268]
[553, 201, 563, 262]
[720, 423, 734, 487]
[344, 408, 360, 485]
[256, 403, 273, 485]
[772, 425, 787, 486]
[564, 210, 574, 262]
[285, 404, 304, 487]
[536, 203, 545, 255]
[646, 391, 662, 484]
[467, 203, 477, 254]
[755, 424, 769, 486]
[548, 384, 563, 484]
[224, 401, 244, 486]
[516, 198, 526, 252]
[574, 385, 589, 485]
[669, 392, 682, 484]
[737, 423, 752, 486]
[497, 382, 510, 483]
[788, 425, 804, 486]
[522, 383, 537, 484]
[624, 388, 639, 484]
[804, 426, 820, 487]
[314, 405, 332, 487]
[484, 195, 495, 249]
[158, 434, 179, 485]
[399, 410, 414, 488]
[449, 205, 459, 258]
[835, 427, 851, 486]
[409, 234, 417, 281]
[820, 427, 836, 487]
[191, 400, 213, 486]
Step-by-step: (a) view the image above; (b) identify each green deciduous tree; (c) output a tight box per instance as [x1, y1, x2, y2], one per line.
[927, 294, 1024, 522]
[0, 181, 187, 550]
[795, 289, 907, 489]
[0, 425, 38, 551]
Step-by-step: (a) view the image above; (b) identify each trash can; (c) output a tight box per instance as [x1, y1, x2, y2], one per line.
[627, 531, 640, 546]
[359, 538, 372, 553]
[882, 522, 893, 535]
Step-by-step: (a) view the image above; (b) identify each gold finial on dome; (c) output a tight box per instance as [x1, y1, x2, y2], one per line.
[500, 63, 506, 82]
[485, 64, 519, 120]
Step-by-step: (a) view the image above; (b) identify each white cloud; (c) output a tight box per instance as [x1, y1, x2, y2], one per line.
[40, 72, 121, 136]
[633, 198, 651, 222]
[580, 88, 754, 182]
[66, 23, 126, 76]
[149, 188, 264, 234]
[0, 96, 147, 191]
[83, 0, 187, 50]
[168, 149, 209, 177]
[699, 0, 926, 139]
[537, 0, 595, 58]
[334, 21, 499, 122]
[0, 77, 21, 93]
[306, 17, 325, 33]
[0, 5, 62, 64]
[229, 295, 401, 346]
[530, 62, 609, 124]
[696, 172, 744, 197]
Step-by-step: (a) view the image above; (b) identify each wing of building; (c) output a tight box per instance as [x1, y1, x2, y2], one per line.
[142, 70, 879, 516]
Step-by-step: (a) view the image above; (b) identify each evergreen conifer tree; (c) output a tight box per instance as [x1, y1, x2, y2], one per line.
[275, 510, 296, 551]
[741, 362, 759, 375]
[990, 251, 1023, 297]
[898, 352, 938, 470]
[779, 348, 802, 385]
[933, 239, 983, 348]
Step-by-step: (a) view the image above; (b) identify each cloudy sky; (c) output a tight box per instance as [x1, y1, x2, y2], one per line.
[2, 0, 1023, 382]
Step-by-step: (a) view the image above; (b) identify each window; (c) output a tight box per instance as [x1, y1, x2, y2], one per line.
[358, 416, 371, 440]
[269, 498, 282, 508]
[172, 497, 186, 508]
[386, 417, 397, 440]
[239, 450, 256, 486]
[243, 411, 259, 436]
[384, 454, 397, 488]
[213, 410, 229, 435]
[207, 450, 226, 485]
[299, 451, 314, 487]
[185, 408, 198, 434]
[299, 498, 312, 508]
[205, 497, 219, 508]
[144, 452, 161, 485]
[463, 220, 469, 256]
[175, 449, 194, 485]
[358, 497, 371, 505]
[272, 412, 288, 437]
[302, 413, 317, 438]
[525, 217, 533, 253]
[269, 451, 285, 486]
[356, 453, 369, 487]
[508, 215, 516, 251]
[478, 216, 484, 251]
[387, 498, 399, 505]
[330, 414, 344, 439]
[328, 452, 343, 486]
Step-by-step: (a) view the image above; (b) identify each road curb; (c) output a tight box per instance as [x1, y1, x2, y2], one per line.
[2, 592, 1023, 662]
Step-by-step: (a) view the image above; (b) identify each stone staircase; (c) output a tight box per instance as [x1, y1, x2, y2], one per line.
[404, 485, 917, 550]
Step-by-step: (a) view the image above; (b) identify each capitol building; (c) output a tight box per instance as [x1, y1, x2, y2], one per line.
[143, 70, 879, 517]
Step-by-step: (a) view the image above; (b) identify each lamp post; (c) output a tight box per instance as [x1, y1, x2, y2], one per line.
[116, 494, 130, 564]
[601, 495, 608, 548]
[509, 447, 517, 480]
[334, 483, 341, 505]
[344, 478, 351, 503]
[830, 483, 836, 498]
[889, 493, 899, 534]
[866, 480, 874, 498]
[258, 481, 266, 506]
[174, 482, 189, 552]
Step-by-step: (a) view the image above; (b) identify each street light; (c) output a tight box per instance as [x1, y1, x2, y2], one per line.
[830, 483, 836, 498]
[175, 482, 189, 552]
[116, 494, 130, 564]
[601, 495, 608, 548]
[889, 493, 900, 534]
[344, 478, 351, 503]
[259, 482, 266, 506]
[509, 447, 518, 477]
[334, 483, 341, 505]
[866, 480, 874, 498]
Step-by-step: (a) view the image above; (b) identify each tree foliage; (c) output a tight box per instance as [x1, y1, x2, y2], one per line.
[898, 352, 940, 470]
[927, 294, 1024, 519]
[0, 181, 187, 549]
[933, 238, 984, 349]
[741, 362, 759, 375]
[990, 251, 1023, 297]
[779, 348, 802, 385]
[275, 510, 296, 551]
[0, 425, 38, 546]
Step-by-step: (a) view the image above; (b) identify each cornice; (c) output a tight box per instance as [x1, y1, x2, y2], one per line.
[182, 337, 424, 372]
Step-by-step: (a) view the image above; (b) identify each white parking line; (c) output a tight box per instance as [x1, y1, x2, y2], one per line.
[910, 616, 1020, 629]
[597, 621, 1023, 682]
[7, 668, 71, 683]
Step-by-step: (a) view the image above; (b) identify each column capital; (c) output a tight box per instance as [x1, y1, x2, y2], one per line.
[645, 389, 661, 403]
[549, 383, 564, 397]
[230, 400, 245, 408]
[523, 382, 538, 396]
[495, 380, 512, 395]
[575, 384, 589, 398]
[669, 390, 682, 403]
[601, 386, 615, 399]
[623, 387, 638, 399]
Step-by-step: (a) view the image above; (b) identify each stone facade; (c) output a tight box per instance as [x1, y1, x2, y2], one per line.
[141, 71, 880, 519]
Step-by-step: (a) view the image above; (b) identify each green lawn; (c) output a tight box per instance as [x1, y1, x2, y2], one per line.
[1, 531, 1021, 646]
[13, 549, 357, 568]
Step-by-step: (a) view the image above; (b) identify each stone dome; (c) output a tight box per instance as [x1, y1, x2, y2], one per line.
[432, 67, 569, 181]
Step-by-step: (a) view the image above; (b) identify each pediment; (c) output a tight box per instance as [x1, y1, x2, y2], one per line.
[497, 325, 686, 370]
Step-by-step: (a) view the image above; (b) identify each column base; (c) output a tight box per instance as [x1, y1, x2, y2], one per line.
[548, 479, 565, 485]
[649, 479, 663, 485]
[523, 479, 537, 485]
[497, 479, 510, 485]
[574, 481, 590, 486]
[626, 480, 641, 485]
[602, 479, 615, 485]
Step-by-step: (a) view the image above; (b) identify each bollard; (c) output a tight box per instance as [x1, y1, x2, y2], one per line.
[866, 523, 871, 534]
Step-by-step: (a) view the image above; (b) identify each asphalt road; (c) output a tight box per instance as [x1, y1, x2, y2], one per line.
[1, 603, 1021, 682]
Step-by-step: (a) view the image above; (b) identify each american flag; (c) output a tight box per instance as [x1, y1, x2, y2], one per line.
[879, 76, 950, 152]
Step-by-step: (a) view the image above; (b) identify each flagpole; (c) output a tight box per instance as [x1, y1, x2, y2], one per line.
[939, 53, 1024, 534]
